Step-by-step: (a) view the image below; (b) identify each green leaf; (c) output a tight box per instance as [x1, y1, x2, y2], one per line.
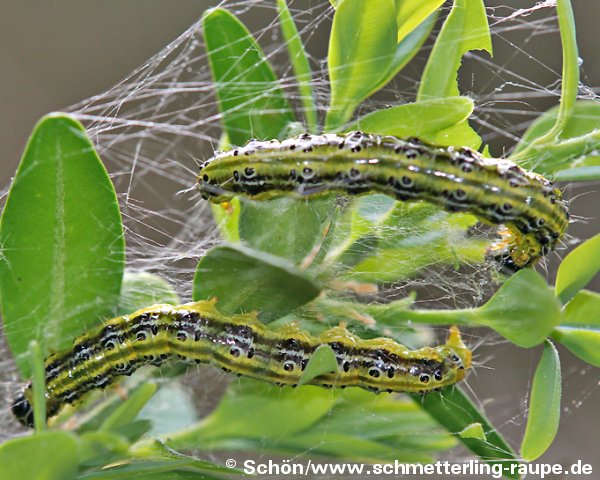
[554, 328, 600, 368]
[429, 119, 484, 150]
[0, 114, 125, 377]
[203, 8, 294, 146]
[369, 11, 438, 95]
[512, 102, 600, 174]
[556, 233, 600, 304]
[213, 194, 341, 268]
[77, 431, 130, 466]
[0, 431, 78, 480]
[238, 197, 337, 264]
[337, 200, 485, 281]
[100, 382, 158, 433]
[299, 345, 339, 385]
[129, 440, 240, 475]
[329, 1, 440, 115]
[555, 165, 600, 181]
[83, 473, 219, 480]
[562, 290, 600, 328]
[416, 0, 491, 149]
[521, 341, 562, 461]
[165, 380, 336, 450]
[529, 130, 600, 174]
[511, 0, 581, 168]
[277, 0, 317, 132]
[210, 196, 241, 243]
[79, 460, 222, 480]
[395, 0, 444, 43]
[326, 0, 398, 129]
[111, 420, 153, 444]
[277, 432, 438, 463]
[328, 193, 485, 278]
[417, 0, 492, 100]
[322, 195, 391, 268]
[413, 387, 520, 479]
[347, 97, 474, 142]
[458, 423, 486, 441]
[476, 270, 562, 348]
[193, 244, 321, 322]
[553, 290, 600, 367]
[549, 0, 580, 141]
[286, 389, 455, 462]
[118, 271, 180, 314]
[167, 383, 455, 463]
[514, 101, 600, 154]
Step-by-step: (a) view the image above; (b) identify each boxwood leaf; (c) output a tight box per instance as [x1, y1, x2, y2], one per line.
[238, 197, 337, 265]
[513, 101, 600, 156]
[476, 270, 562, 347]
[118, 271, 179, 314]
[459, 423, 486, 441]
[193, 244, 321, 321]
[417, 0, 492, 100]
[203, 8, 294, 146]
[556, 233, 600, 304]
[417, 0, 491, 149]
[553, 290, 600, 367]
[299, 345, 339, 385]
[0, 431, 78, 480]
[521, 341, 562, 461]
[0, 114, 125, 377]
[512, 102, 600, 175]
[166, 380, 336, 449]
[553, 328, 600, 368]
[100, 382, 158, 433]
[347, 97, 474, 142]
[326, 0, 397, 129]
[555, 164, 600, 181]
[412, 387, 520, 479]
[369, 10, 439, 95]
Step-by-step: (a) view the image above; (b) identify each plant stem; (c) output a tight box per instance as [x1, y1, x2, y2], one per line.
[541, 0, 579, 142]
[512, 0, 579, 162]
[29, 340, 46, 431]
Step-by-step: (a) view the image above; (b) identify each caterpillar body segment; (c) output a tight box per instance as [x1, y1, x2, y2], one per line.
[12, 301, 471, 427]
[197, 132, 569, 270]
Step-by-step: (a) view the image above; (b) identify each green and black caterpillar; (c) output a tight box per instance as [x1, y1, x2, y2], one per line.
[197, 131, 570, 271]
[12, 299, 471, 427]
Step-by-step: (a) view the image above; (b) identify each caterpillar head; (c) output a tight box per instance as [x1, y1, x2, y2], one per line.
[196, 172, 230, 201]
[12, 390, 34, 428]
[12, 386, 62, 428]
[444, 326, 472, 381]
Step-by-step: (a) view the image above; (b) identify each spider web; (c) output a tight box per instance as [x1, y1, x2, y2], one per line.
[1, 0, 599, 476]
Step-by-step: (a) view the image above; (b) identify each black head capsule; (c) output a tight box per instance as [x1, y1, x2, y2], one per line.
[12, 391, 34, 428]
[489, 251, 523, 275]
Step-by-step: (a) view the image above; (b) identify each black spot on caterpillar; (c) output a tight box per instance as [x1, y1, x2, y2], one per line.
[196, 132, 570, 270]
[12, 300, 471, 427]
